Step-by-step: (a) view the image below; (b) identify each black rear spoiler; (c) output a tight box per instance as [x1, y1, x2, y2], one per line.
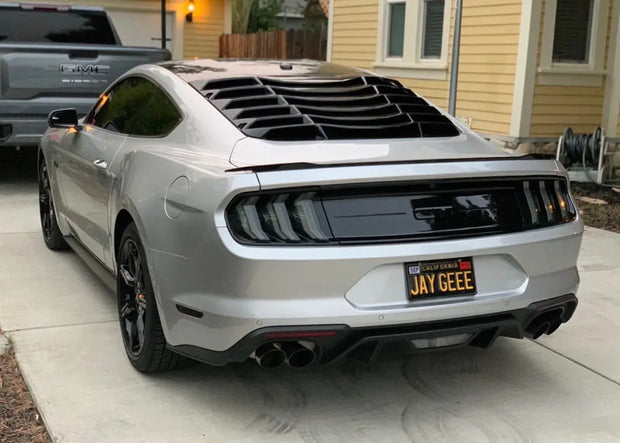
[225, 155, 544, 173]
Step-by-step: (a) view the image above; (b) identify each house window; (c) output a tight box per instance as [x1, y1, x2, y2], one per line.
[388, 2, 406, 57]
[552, 0, 594, 64]
[538, 0, 609, 86]
[421, 0, 444, 59]
[375, 0, 451, 80]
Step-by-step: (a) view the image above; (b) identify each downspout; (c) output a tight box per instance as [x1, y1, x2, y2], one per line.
[161, 0, 167, 50]
[448, 0, 463, 116]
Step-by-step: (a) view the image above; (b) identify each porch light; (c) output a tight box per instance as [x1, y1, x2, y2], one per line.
[186, 0, 195, 22]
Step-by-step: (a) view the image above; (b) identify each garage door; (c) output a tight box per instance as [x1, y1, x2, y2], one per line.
[106, 10, 175, 54]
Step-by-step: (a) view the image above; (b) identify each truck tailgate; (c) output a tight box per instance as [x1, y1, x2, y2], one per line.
[0, 43, 170, 101]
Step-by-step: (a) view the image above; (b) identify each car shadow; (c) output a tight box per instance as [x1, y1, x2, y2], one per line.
[144, 339, 557, 442]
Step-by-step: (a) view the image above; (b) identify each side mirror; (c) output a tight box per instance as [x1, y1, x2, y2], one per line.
[48, 109, 79, 129]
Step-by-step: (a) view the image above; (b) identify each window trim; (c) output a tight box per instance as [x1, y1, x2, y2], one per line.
[538, 0, 609, 86]
[374, 0, 451, 80]
[85, 74, 183, 138]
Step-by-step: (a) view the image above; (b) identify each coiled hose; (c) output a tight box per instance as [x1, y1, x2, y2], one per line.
[562, 127, 602, 167]
[561, 127, 619, 186]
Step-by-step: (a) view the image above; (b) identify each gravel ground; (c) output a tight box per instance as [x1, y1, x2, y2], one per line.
[571, 182, 620, 233]
[0, 338, 50, 443]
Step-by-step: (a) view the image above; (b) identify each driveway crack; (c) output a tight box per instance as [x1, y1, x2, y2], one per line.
[4, 319, 117, 333]
[533, 340, 620, 387]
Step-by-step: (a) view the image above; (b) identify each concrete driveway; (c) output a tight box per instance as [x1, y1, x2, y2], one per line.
[1, 148, 619, 442]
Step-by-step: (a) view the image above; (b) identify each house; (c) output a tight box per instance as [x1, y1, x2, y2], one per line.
[278, 0, 309, 30]
[327, 0, 620, 145]
[4, 0, 232, 60]
[305, 0, 330, 33]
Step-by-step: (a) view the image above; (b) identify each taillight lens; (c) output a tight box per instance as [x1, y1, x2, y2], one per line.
[226, 178, 577, 246]
[520, 179, 576, 227]
[226, 191, 333, 244]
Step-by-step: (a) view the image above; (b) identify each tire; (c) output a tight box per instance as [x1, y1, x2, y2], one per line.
[39, 159, 68, 250]
[117, 222, 190, 372]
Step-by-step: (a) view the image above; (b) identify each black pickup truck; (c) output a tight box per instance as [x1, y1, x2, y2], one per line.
[0, 3, 171, 148]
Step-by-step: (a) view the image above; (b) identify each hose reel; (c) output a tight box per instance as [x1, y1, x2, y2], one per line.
[557, 127, 612, 184]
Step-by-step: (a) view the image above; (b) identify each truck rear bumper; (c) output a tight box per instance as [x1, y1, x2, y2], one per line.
[0, 118, 48, 146]
[0, 98, 95, 147]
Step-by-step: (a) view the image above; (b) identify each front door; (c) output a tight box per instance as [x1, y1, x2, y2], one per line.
[55, 126, 125, 263]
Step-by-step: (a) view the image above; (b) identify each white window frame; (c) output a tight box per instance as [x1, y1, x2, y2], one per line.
[538, 0, 609, 86]
[374, 0, 451, 80]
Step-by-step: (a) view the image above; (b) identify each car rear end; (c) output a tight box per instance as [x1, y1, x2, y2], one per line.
[160, 158, 580, 367]
[154, 68, 583, 368]
[0, 3, 170, 147]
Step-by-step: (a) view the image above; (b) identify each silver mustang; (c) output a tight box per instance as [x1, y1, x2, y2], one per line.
[39, 59, 582, 372]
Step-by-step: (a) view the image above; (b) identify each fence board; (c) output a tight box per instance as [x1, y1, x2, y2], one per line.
[219, 29, 326, 60]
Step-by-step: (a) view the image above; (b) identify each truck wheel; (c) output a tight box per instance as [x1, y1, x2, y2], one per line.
[117, 223, 190, 372]
[39, 161, 68, 250]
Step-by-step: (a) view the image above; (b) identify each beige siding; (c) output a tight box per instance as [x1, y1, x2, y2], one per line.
[531, 85, 605, 136]
[454, 0, 520, 135]
[330, 0, 379, 69]
[183, 0, 226, 58]
[529, 0, 613, 138]
[330, 0, 521, 135]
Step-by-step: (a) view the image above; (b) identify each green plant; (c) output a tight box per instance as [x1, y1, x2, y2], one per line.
[232, 0, 254, 34]
[247, 0, 283, 33]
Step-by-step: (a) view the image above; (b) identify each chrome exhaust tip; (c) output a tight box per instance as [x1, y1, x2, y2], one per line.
[281, 341, 316, 368]
[251, 343, 286, 369]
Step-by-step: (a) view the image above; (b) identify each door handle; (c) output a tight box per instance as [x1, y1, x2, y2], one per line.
[93, 158, 108, 169]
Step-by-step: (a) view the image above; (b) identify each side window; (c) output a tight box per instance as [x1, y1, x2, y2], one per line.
[552, 0, 594, 64]
[89, 77, 181, 137]
[387, 2, 406, 58]
[421, 0, 445, 60]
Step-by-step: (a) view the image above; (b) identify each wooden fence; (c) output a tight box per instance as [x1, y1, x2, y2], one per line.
[219, 29, 327, 61]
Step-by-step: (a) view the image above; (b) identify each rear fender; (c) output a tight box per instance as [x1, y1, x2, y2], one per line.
[112, 148, 260, 338]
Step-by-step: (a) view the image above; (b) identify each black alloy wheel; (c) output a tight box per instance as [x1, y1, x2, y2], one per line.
[117, 223, 189, 372]
[39, 159, 68, 250]
[118, 236, 148, 356]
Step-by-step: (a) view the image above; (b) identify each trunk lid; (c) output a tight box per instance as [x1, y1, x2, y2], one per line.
[228, 132, 511, 169]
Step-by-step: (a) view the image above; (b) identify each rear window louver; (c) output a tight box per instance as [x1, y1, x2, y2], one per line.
[197, 76, 460, 141]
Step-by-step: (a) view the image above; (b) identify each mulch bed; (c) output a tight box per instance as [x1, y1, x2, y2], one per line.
[0, 342, 51, 443]
[570, 182, 620, 233]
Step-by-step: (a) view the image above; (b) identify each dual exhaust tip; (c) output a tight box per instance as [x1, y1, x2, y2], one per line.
[526, 307, 566, 339]
[251, 341, 316, 369]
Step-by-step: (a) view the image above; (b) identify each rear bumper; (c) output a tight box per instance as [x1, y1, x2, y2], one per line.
[0, 118, 48, 146]
[152, 220, 582, 352]
[169, 294, 578, 366]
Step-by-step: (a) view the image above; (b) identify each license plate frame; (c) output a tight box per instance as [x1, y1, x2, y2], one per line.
[405, 257, 477, 300]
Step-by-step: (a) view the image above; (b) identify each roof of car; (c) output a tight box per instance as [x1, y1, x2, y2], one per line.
[160, 59, 367, 84]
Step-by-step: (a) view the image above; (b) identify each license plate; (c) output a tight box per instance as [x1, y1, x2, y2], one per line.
[405, 257, 477, 300]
